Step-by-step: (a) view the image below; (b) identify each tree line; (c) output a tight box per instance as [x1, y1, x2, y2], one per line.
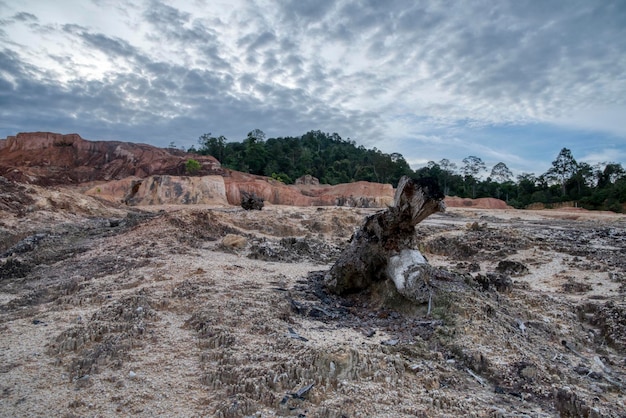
[187, 129, 626, 212]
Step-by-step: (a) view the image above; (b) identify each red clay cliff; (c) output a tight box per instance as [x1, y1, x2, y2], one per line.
[0, 132, 221, 185]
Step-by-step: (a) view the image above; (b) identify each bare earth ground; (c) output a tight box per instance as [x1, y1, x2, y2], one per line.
[1, 183, 625, 417]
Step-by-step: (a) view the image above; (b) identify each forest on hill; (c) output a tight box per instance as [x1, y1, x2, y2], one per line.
[186, 129, 626, 212]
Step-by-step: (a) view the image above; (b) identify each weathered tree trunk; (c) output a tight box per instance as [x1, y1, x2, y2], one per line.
[324, 176, 445, 297]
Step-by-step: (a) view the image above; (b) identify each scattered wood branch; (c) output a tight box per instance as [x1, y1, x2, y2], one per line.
[285, 327, 308, 342]
[280, 383, 315, 405]
[466, 368, 486, 386]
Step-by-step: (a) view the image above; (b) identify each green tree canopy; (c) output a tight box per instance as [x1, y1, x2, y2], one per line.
[545, 148, 578, 195]
[192, 129, 626, 212]
[462, 156, 486, 198]
[490, 162, 513, 183]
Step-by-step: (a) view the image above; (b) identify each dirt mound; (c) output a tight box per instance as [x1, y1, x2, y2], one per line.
[0, 176, 128, 253]
[445, 196, 511, 209]
[0, 176, 36, 214]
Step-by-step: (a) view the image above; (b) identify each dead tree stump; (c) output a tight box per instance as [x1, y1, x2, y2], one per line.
[241, 191, 264, 210]
[324, 176, 445, 298]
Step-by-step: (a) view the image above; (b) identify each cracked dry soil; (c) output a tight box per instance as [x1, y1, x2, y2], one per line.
[0, 187, 625, 417]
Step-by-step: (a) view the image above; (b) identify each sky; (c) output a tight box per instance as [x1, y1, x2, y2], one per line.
[1, 0, 625, 177]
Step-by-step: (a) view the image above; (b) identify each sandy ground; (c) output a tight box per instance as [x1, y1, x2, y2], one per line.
[1, 188, 625, 417]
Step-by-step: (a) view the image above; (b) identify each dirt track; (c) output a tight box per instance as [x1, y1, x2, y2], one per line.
[1, 186, 625, 417]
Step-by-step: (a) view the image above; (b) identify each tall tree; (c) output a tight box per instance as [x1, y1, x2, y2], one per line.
[595, 162, 625, 188]
[569, 162, 594, 197]
[462, 156, 486, 178]
[246, 128, 266, 143]
[439, 158, 457, 175]
[516, 172, 537, 201]
[390, 152, 413, 184]
[462, 156, 486, 198]
[439, 158, 458, 196]
[243, 129, 267, 174]
[545, 148, 578, 195]
[490, 162, 513, 183]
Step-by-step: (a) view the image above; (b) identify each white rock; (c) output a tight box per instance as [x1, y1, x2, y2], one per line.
[386, 249, 427, 291]
[386, 249, 432, 302]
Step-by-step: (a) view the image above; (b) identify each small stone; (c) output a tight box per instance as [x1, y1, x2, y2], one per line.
[496, 260, 529, 277]
[221, 234, 247, 249]
[75, 375, 91, 389]
[129, 371, 136, 379]
[362, 329, 376, 338]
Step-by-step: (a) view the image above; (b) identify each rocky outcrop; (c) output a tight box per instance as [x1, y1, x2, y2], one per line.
[87, 171, 511, 210]
[298, 181, 394, 207]
[88, 171, 394, 208]
[223, 171, 312, 206]
[0, 132, 221, 185]
[85, 175, 228, 206]
[223, 170, 394, 207]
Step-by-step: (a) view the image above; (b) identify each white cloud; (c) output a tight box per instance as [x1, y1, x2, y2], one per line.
[0, 0, 625, 174]
[580, 149, 626, 167]
[552, 105, 626, 139]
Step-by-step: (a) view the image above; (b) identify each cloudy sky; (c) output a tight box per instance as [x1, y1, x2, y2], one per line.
[1, 0, 625, 176]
